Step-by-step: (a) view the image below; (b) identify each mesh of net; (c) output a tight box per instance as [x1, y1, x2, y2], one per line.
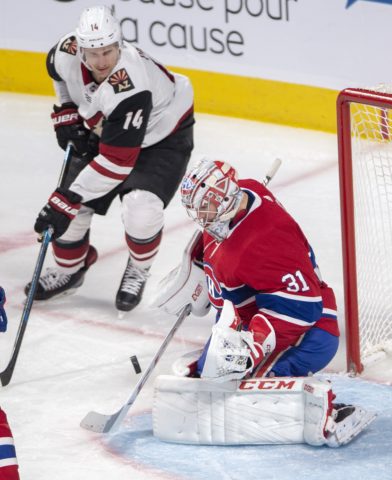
[350, 85, 392, 360]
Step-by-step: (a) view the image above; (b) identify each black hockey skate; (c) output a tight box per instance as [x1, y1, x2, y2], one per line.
[332, 403, 356, 423]
[24, 245, 98, 300]
[325, 402, 376, 447]
[115, 258, 150, 312]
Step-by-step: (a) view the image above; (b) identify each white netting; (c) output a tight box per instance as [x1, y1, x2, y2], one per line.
[350, 85, 392, 362]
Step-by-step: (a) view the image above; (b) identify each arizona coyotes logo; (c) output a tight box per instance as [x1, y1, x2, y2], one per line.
[60, 36, 77, 56]
[108, 68, 135, 94]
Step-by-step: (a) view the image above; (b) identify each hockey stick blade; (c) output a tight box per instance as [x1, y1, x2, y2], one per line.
[80, 410, 121, 434]
[80, 304, 192, 434]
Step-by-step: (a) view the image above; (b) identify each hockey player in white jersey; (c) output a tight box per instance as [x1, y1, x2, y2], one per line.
[25, 5, 194, 312]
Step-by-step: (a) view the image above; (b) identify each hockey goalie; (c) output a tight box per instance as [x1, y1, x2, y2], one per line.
[151, 159, 376, 447]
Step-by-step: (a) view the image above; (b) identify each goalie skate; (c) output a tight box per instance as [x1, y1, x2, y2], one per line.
[326, 404, 376, 447]
[24, 245, 97, 300]
[116, 258, 150, 312]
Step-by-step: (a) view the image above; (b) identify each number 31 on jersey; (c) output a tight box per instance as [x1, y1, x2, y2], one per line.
[282, 270, 310, 292]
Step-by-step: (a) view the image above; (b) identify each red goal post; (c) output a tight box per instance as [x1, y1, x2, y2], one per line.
[337, 87, 392, 374]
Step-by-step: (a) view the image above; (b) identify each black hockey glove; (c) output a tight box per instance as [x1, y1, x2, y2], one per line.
[51, 103, 97, 160]
[34, 188, 82, 239]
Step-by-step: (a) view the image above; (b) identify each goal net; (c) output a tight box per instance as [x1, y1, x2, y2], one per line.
[337, 86, 392, 374]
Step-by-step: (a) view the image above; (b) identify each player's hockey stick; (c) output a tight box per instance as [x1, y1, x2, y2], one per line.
[80, 304, 192, 433]
[0, 143, 74, 387]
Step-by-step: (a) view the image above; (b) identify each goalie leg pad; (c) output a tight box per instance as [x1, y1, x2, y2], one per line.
[303, 378, 334, 446]
[153, 375, 376, 447]
[153, 375, 307, 445]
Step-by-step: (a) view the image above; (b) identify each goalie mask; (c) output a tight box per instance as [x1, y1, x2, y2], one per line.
[76, 6, 122, 50]
[180, 159, 244, 242]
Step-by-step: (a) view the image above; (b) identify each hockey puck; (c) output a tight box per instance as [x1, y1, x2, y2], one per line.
[130, 355, 142, 374]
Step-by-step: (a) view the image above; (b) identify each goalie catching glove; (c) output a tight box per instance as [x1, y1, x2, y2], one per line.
[200, 300, 276, 382]
[34, 188, 82, 239]
[173, 300, 276, 381]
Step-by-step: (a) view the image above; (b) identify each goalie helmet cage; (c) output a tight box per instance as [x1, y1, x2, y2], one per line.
[337, 87, 392, 374]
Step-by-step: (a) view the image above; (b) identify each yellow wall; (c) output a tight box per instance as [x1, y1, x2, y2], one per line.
[0, 49, 338, 133]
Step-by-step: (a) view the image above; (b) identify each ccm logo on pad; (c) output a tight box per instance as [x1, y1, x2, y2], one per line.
[239, 379, 297, 391]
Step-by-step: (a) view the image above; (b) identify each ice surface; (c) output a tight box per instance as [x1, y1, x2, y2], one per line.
[0, 93, 391, 479]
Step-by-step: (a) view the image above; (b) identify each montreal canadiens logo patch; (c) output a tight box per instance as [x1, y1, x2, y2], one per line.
[108, 68, 135, 94]
[203, 263, 224, 309]
[60, 36, 77, 55]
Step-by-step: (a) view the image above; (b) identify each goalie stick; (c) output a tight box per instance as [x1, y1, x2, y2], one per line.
[80, 304, 192, 433]
[79, 158, 282, 433]
[263, 158, 281, 187]
[0, 143, 74, 387]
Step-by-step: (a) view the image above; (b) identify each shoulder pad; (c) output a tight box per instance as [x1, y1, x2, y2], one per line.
[46, 44, 62, 81]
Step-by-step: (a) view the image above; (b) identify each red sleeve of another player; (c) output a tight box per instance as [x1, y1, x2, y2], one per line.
[0, 409, 20, 480]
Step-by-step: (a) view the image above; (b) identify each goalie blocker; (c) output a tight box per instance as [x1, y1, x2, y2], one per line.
[152, 375, 376, 447]
[150, 230, 210, 317]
